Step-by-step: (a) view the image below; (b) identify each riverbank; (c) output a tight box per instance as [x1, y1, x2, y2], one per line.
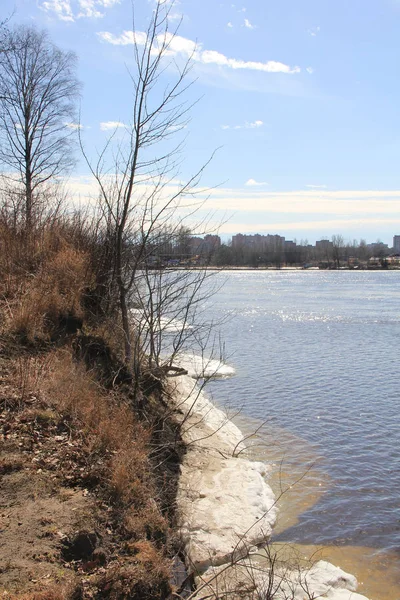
[0, 344, 184, 599]
[170, 372, 371, 600]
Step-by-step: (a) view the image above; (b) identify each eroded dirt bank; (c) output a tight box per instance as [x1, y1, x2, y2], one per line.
[0, 343, 186, 599]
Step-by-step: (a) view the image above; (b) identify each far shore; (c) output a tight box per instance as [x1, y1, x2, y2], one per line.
[169, 265, 400, 271]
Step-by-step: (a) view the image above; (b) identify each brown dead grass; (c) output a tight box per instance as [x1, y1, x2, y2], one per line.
[1, 347, 174, 598]
[0, 217, 179, 598]
[0, 219, 94, 343]
[95, 541, 171, 600]
[2, 586, 73, 600]
[8, 246, 91, 342]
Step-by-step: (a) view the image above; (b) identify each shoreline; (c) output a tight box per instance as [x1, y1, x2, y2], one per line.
[166, 266, 400, 272]
[170, 373, 371, 600]
[169, 374, 277, 573]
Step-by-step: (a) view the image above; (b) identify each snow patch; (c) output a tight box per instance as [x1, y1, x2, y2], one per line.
[196, 559, 369, 600]
[129, 309, 191, 333]
[174, 353, 236, 379]
[171, 375, 277, 572]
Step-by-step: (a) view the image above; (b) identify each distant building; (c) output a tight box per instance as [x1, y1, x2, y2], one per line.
[232, 233, 285, 251]
[315, 239, 333, 251]
[188, 234, 221, 256]
[203, 234, 221, 253]
[393, 236, 400, 252]
[386, 253, 400, 266]
[367, 242, 389, 257]
[188, 236, 204, 254]
[284, 240, 297, 250]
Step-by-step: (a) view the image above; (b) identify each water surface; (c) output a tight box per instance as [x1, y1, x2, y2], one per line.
[203, 271, 400, 558]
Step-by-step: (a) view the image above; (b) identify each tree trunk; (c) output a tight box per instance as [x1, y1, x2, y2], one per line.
[25, 165, 33, 230]
[24, 113, 33, 230]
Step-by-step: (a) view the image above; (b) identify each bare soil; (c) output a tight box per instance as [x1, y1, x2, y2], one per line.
[0, 356, 101, 596]
[0, 349, 176, 599]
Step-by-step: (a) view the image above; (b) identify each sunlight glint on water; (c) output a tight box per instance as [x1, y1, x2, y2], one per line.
[204, 270, 400, 555]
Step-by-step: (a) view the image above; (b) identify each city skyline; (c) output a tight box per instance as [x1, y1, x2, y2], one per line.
[194, 232, 400, 250]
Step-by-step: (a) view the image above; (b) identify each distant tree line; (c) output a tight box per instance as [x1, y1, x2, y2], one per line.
[181, 234, 396, 268]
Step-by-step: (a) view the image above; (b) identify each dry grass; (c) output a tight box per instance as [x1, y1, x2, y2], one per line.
[43, 348, 170, 534]
[8, 353, 55, 405]
[0, 213, 177, 598]
[1, 347, 174, 597]
[7, 246, 91, 342]
[95, 541, 171, 600]
[2, 588, 71, 600]
[0, 217, 94, 342]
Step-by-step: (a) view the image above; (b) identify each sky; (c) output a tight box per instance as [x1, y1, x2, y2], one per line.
[3, 0, 400, 245]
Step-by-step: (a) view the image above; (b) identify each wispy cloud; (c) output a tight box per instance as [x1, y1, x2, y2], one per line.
[306, 184, 327, 189]
[308, 26, 320, 37]
[200, 50, 299, 73]
[40, 0, 75, 21]
[227, 22, 233, 28]
[65, 122, 84, 129]
[40, 0, 119, 21]
[63, 175, 400, 241]
[221, 120, 263, 130]
[244, 18, 255, 30]
[245, 178, 268, 186]
[99, 0, 119, 6]
[100, 121, 125, 130]
[78, 0, 103, 19]
[306, 67, 314, 75]
[97, 31, 302, 74]
[200, 188, 400, 215]
[167, 12, 183, 21]
[219, 218, 400, 236]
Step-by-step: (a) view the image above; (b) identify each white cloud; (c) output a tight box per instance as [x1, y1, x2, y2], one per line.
[99, 0, 120, 6]
[306, 66, 314, 75]
[65, 122, 83, 129]
[100, 121, 126, 130]
[167, 12, 182, 21]
[40, 0, 119, 20]
[78, 0, 103, 18]
[98, 30, 148, 46]
[61, 176, 400, 242]
[40, 0, 75, 21]
[219, 218, 400, 236]
[306, 184, 327, 189]
[246, 179, 268, 186]
[227, 22, 233, 28]
[200, 49, 300, 73]
[164, 33, 198, 55]
[199, 188, 400, 216]
[308, 26, 320, 37]
[98, 30, 301, 75]
[221, 120, 263, 130]
[244, 18, 255, 29]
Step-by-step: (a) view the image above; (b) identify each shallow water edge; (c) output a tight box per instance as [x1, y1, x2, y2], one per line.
[171, 374, 372, 599]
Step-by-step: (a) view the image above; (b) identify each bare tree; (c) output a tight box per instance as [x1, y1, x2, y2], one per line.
[82, 0, 219, 371]
[331, 234, 345, 268]
[0, 25, 80, 228]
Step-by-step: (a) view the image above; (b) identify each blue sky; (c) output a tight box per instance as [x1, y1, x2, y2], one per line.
[3, 0, 400, 244]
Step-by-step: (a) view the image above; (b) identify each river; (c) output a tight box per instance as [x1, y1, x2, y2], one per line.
[201, 269, 400, 598]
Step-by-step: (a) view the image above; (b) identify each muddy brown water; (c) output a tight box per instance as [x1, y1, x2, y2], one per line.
[232, 415, 400, 600]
